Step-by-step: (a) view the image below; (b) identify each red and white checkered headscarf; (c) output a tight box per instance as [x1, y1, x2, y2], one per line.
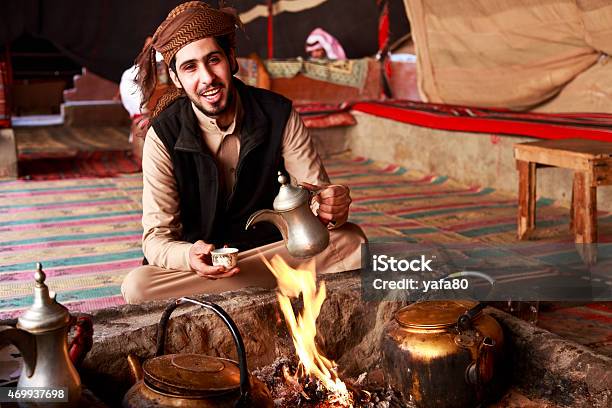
[305, 28, 346, 60]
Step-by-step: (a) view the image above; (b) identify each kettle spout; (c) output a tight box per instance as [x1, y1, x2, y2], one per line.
[0, 325, 36, 377]
[126, 354, 144, 384]
[245, 209, 288, 242]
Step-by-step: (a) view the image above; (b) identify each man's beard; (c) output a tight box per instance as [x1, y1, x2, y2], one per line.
[190, 83, 234, 118]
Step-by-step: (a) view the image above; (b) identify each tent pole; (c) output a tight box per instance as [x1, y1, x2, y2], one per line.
[267, 0, 274, 59]
[377, 0, 393, 98]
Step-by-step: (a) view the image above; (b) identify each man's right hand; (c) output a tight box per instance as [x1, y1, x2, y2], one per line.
[189, 240, 240, 279]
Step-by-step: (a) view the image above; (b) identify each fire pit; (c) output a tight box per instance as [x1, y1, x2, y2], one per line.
[252, 255, 404, 407]
[76, 269, 610, 408]
[252, 356, 404, 407]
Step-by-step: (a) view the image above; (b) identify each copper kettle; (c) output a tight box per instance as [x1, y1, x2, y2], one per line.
[382, 300, 505, 408]
[123, 297, 273, 408]
[0, 264, 82, 407]
[245, 172, 329, 258]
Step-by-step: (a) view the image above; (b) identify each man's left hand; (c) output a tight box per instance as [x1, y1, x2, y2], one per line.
[301, 182, 351, 227]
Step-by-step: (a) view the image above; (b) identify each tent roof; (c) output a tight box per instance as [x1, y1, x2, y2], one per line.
[0, 0, 409, 82]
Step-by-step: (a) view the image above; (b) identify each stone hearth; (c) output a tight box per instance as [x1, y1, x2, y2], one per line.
[79, 270, 610, 407]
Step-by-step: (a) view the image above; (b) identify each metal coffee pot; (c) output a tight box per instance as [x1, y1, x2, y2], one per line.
[0, 263, 82, 407]
[123, 297, 273, 408]
[382, 301, 505, 408]
[245, 172, 330, 258]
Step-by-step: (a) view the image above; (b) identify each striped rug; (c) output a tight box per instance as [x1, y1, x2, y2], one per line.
[1, 155, 610, 340]
[538, 302, 612, 356]
[0, 175, 143, 318]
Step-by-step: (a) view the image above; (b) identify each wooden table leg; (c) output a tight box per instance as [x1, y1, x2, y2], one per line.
[573, 171, 597, 265]
[573, 171, 598, 243]
[517, 160, 536, 240]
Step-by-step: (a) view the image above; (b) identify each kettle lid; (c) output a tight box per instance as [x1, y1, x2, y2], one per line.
[273, 172, 309, 212]
[143, 354, 241, 397]
[17, 263, 71, 333]
[395, 300, 479, 329]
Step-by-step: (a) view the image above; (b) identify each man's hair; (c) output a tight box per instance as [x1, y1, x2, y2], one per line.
[169, 34, 237, 75]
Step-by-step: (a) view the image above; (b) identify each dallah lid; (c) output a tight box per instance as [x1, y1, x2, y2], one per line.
[273, 172, 310, 212]
[17, 263, 71, 333]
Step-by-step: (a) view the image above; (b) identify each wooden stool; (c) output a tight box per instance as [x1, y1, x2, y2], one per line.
[514, 139, 612, 245]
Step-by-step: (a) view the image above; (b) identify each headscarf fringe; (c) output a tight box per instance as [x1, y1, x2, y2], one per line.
[135, 42, 158, 111]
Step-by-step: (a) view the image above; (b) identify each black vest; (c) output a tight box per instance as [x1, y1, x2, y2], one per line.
[152, 79, 292, 251]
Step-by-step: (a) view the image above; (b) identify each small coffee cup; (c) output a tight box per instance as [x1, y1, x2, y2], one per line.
[211, 247, 239, 269]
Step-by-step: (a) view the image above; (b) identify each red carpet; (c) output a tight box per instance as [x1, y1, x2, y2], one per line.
[352, 100, 612, 142]
[18, 150, 141, 180]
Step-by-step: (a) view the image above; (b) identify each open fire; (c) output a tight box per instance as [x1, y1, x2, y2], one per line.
[261, 254, 354, 407]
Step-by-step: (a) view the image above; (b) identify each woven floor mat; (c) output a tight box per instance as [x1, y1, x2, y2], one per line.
[0, 154, 609, 355]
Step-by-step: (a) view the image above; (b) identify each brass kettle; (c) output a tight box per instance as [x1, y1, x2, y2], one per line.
[123, 297, 273, 408]
[382, 300, 504, 408]
[0, 264, 82, 407]
[245, 172, 329, 259]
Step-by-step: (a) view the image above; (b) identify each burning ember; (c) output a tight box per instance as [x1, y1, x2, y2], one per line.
[253, 357, 403, 408]
[261, 254, 354, 407]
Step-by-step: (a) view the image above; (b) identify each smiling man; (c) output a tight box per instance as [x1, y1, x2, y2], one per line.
[120, 1, 366, 304]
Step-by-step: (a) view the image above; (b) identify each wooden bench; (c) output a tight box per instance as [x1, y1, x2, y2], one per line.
[514, 139, 612, 248]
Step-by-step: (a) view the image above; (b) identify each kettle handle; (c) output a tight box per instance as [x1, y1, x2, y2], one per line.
[466, 336, 496, 385]
[456, 302, 487, 331]
[156, 297, 251, 405]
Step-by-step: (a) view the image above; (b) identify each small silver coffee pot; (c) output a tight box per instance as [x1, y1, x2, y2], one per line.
[245, 172, 330, 258]
[0, 263, 81, 406]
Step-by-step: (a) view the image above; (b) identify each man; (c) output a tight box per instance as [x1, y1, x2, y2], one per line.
[119, 38, 162, 144]
[305, 28, 347, 60]
[119, 38, 168, 160]
[121, 1, 366, 304]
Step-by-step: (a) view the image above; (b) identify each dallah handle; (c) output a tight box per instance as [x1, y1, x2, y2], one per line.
[156, 297, 251, 406]
[68, 315, 94, 367]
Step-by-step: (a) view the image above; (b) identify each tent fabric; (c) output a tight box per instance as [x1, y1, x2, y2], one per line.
[404, 0, 612, 113]
[0, 62, 10, 128]
[535, 55, 612, 114]
[0, 0, 186, 83]
[0, 0, 409, 83]
[236, 0, 409, 61]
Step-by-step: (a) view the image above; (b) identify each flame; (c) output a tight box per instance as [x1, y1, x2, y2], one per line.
[262, 254, 353, 406]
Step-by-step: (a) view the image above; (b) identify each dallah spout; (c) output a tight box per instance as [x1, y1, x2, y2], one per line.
[245, 210, 288, 242]
[0, 325, 36, 377]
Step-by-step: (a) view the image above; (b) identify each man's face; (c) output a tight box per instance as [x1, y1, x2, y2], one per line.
[170, 37, 235, 117]
[308, 47, 326, 59]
